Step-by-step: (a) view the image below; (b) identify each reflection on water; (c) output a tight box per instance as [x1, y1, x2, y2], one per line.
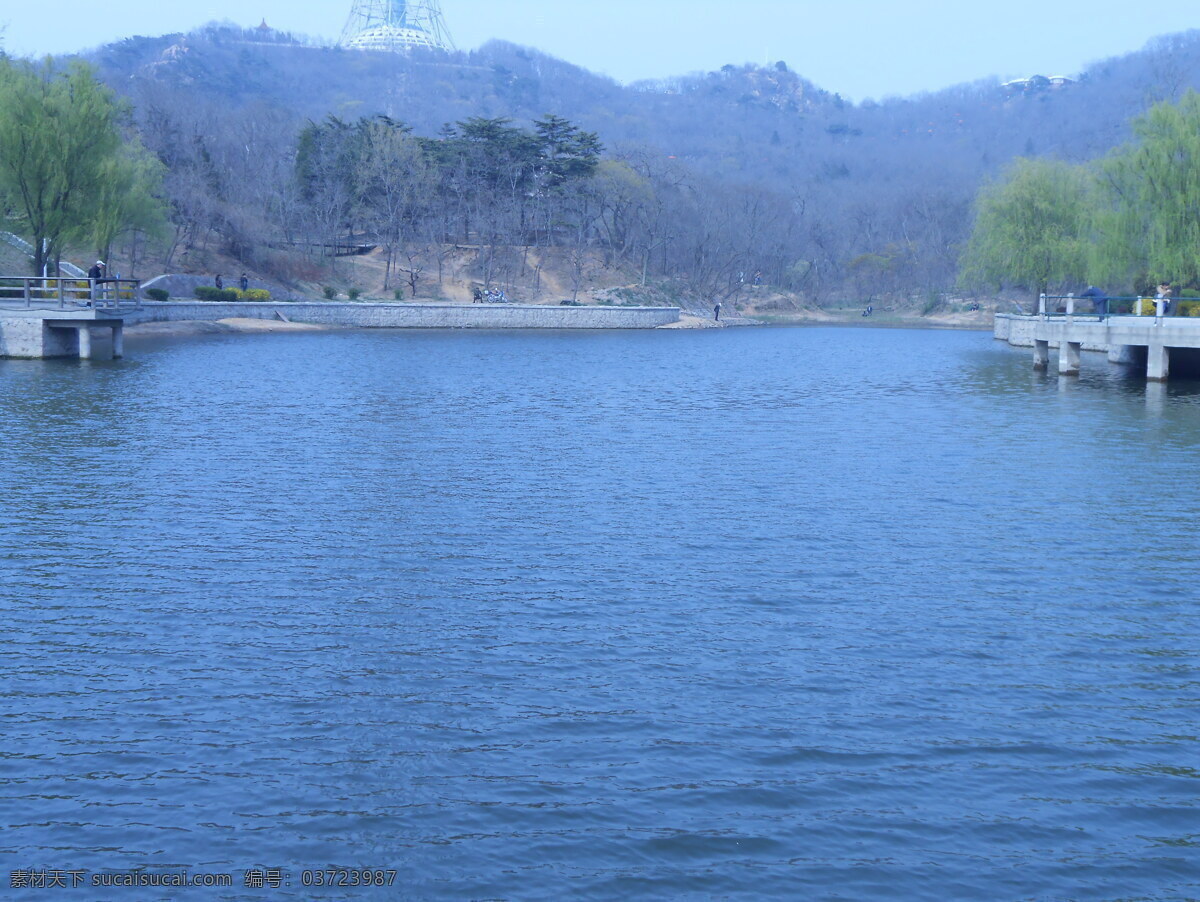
[1, 327, 1198, 900]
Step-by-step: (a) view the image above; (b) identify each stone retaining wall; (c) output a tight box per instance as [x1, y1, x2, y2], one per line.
[125, 302, 680, 330]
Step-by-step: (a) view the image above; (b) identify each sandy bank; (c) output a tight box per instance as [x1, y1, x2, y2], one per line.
[659, 313, 725, 329]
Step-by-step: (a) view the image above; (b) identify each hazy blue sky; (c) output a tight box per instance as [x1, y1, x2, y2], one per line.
[1, 0, 1197, 99]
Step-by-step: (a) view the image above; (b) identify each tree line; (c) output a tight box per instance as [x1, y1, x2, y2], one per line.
[79, 25, 1200, 304]
[294, 113, 603, 294]
[122, 64, 825, 303]
[286, 111, 811, 301]
[103, 33, 984, 303]
[960, 91, 1200, 301]
[8, 25, 1200, 306]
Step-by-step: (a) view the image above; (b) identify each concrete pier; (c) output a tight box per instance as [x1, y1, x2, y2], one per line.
[0, 308, 127, 360]
[995, 311, 1200, 381]
[0, 275, 139, 359]
[71, 321, 125, 360]
[1148, 343, 1170, 381]
[1058, 340, 1082, 375]
[1108, 343, 1139, 365]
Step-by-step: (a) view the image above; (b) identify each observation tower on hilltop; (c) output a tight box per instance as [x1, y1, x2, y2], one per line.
[340, 0, 456, 52]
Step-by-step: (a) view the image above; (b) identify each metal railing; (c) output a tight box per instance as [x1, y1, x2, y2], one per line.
[1038, 294, 1187, 321]
[0, 277, 142, 311]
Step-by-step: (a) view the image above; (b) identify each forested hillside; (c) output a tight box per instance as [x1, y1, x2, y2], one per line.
[44, 24, 1200, 304]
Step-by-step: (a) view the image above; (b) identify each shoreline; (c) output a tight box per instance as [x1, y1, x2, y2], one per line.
[124, 318, 339, 341]
[747, 311, 994, 332]
[122, 313, 994, 342]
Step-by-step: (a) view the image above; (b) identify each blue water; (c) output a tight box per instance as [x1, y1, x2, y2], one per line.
[1, 326, 1198, 900]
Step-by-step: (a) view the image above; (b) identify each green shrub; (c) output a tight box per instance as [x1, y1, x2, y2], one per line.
[393, 288, 404, 300]
[145, 288, 169, 302]
[195, 286, 238, 302]
[322, 286, 338, 300]
[347, 288, 362, 300]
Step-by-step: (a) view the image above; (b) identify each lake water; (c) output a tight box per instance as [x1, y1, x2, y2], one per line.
[1, 326, 1198, 900]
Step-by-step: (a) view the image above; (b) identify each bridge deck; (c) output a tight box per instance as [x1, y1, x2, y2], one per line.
[1012, 312, 1200, 381]
[1034, 315, 1200, 350]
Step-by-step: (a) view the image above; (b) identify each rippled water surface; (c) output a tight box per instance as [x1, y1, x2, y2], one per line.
[2, 326, 1198, 900]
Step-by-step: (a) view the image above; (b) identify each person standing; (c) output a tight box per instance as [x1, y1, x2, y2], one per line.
[1156, 283, 1173, 316]
[215, 274, 224, 291]
[239, 273, 249, 292]
[714, 301, 722, 322]
[1081, 285, 1107, 318]
[84, 261, 106, 307]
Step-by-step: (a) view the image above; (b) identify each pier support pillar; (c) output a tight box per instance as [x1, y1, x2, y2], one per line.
[1147, 344, 1170, 381]
[112, 324, 124, 360]
[77, 327, 93, 361]
[1108, 344, 1137, 365]
[1059, 341, 1082, 376]
[1034, 339, 1050, 370]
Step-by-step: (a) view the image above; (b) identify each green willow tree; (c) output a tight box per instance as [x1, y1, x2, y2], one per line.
[1094, 91, 1200, 289]
[960, 94, 1200, 298]
[958, 157, 1094, 299]
[89, 145, 169, 266]
[0, 58, 164, 275]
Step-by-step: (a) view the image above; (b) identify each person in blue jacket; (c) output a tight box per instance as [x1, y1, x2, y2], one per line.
[1081, 285, 1107, 317]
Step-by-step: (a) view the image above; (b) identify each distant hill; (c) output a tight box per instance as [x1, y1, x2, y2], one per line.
[70, 23, 1200, 303]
